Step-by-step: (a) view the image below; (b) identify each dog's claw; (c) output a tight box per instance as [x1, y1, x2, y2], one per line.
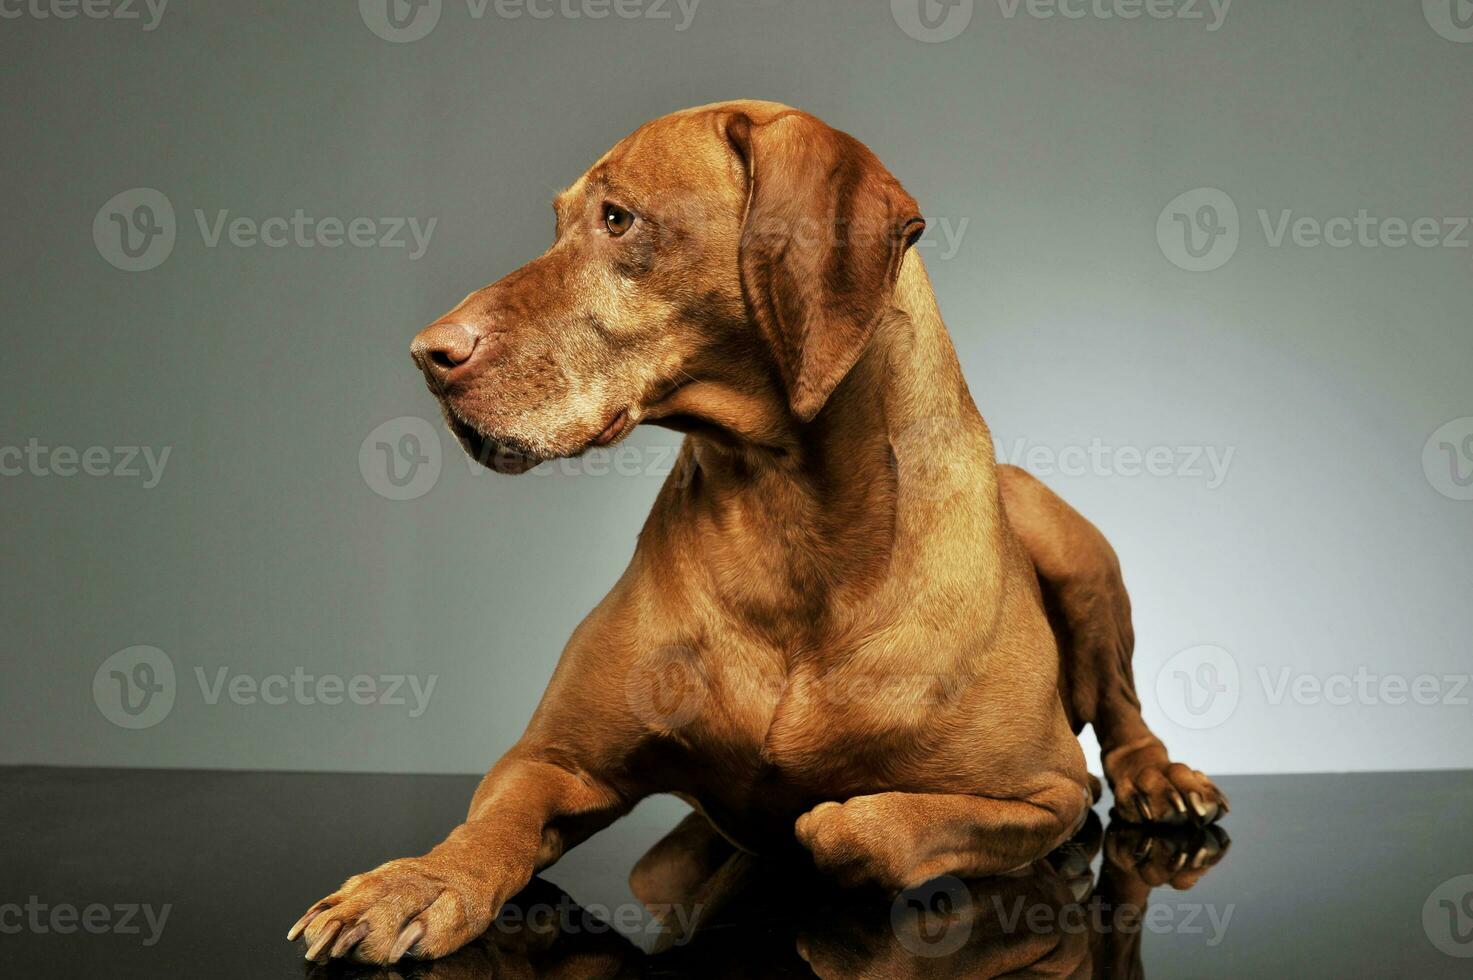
[1109, 762, 1227, 828]
[390, 919, 426, 962]
[331, 920, 371, 958]
[288, 902, 330, 942]
[305, 919, 342, 962]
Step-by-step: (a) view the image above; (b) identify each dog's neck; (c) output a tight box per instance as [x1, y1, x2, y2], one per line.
[647, 253, 1005, 638]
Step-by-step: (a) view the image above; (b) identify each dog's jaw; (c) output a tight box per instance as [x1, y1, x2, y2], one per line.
[442, 402, 638, 475]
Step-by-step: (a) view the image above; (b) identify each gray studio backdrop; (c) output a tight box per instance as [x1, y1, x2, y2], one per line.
[2, 0, 1469, 777]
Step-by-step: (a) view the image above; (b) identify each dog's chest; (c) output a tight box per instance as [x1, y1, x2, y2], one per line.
[691, 651, 949, 800]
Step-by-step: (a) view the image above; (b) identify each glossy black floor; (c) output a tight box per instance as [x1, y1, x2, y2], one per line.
[3, 768, 1471, 978]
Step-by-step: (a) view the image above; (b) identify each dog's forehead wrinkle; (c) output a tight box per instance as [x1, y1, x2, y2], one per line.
[556, 177, 599, 218]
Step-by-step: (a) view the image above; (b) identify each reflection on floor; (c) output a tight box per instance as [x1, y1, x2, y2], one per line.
[312, 811, 1227, 979]
[5, 768, 1472, 978]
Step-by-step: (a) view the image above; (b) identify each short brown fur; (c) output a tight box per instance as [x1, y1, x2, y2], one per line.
[291, 101, 1227, 965]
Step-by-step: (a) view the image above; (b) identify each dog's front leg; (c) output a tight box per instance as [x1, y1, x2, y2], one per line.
[289, 751, 628, 964]
[794, 779, 1092, 892]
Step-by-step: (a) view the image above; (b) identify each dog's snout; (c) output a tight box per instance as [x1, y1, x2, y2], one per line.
[411, 321, 483, 382]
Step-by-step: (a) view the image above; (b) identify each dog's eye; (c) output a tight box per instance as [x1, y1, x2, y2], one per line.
[603, 204, 635, 237]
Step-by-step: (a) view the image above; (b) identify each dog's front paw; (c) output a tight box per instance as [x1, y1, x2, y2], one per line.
[288, 854, 499, 964]
[1109, 757, 1228, 827]
[795, 799, 911, 891]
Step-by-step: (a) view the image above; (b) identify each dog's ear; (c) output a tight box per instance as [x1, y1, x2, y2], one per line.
[725, 111, 925, 423]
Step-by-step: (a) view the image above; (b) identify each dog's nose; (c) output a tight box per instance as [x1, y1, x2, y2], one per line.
[411, 321, 481, 382]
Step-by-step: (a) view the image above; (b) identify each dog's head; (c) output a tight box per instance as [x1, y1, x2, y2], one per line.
[411, 101, 924, 473]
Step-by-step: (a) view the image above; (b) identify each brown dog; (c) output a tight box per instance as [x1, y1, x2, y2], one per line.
[289, 100, 1228, 965]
